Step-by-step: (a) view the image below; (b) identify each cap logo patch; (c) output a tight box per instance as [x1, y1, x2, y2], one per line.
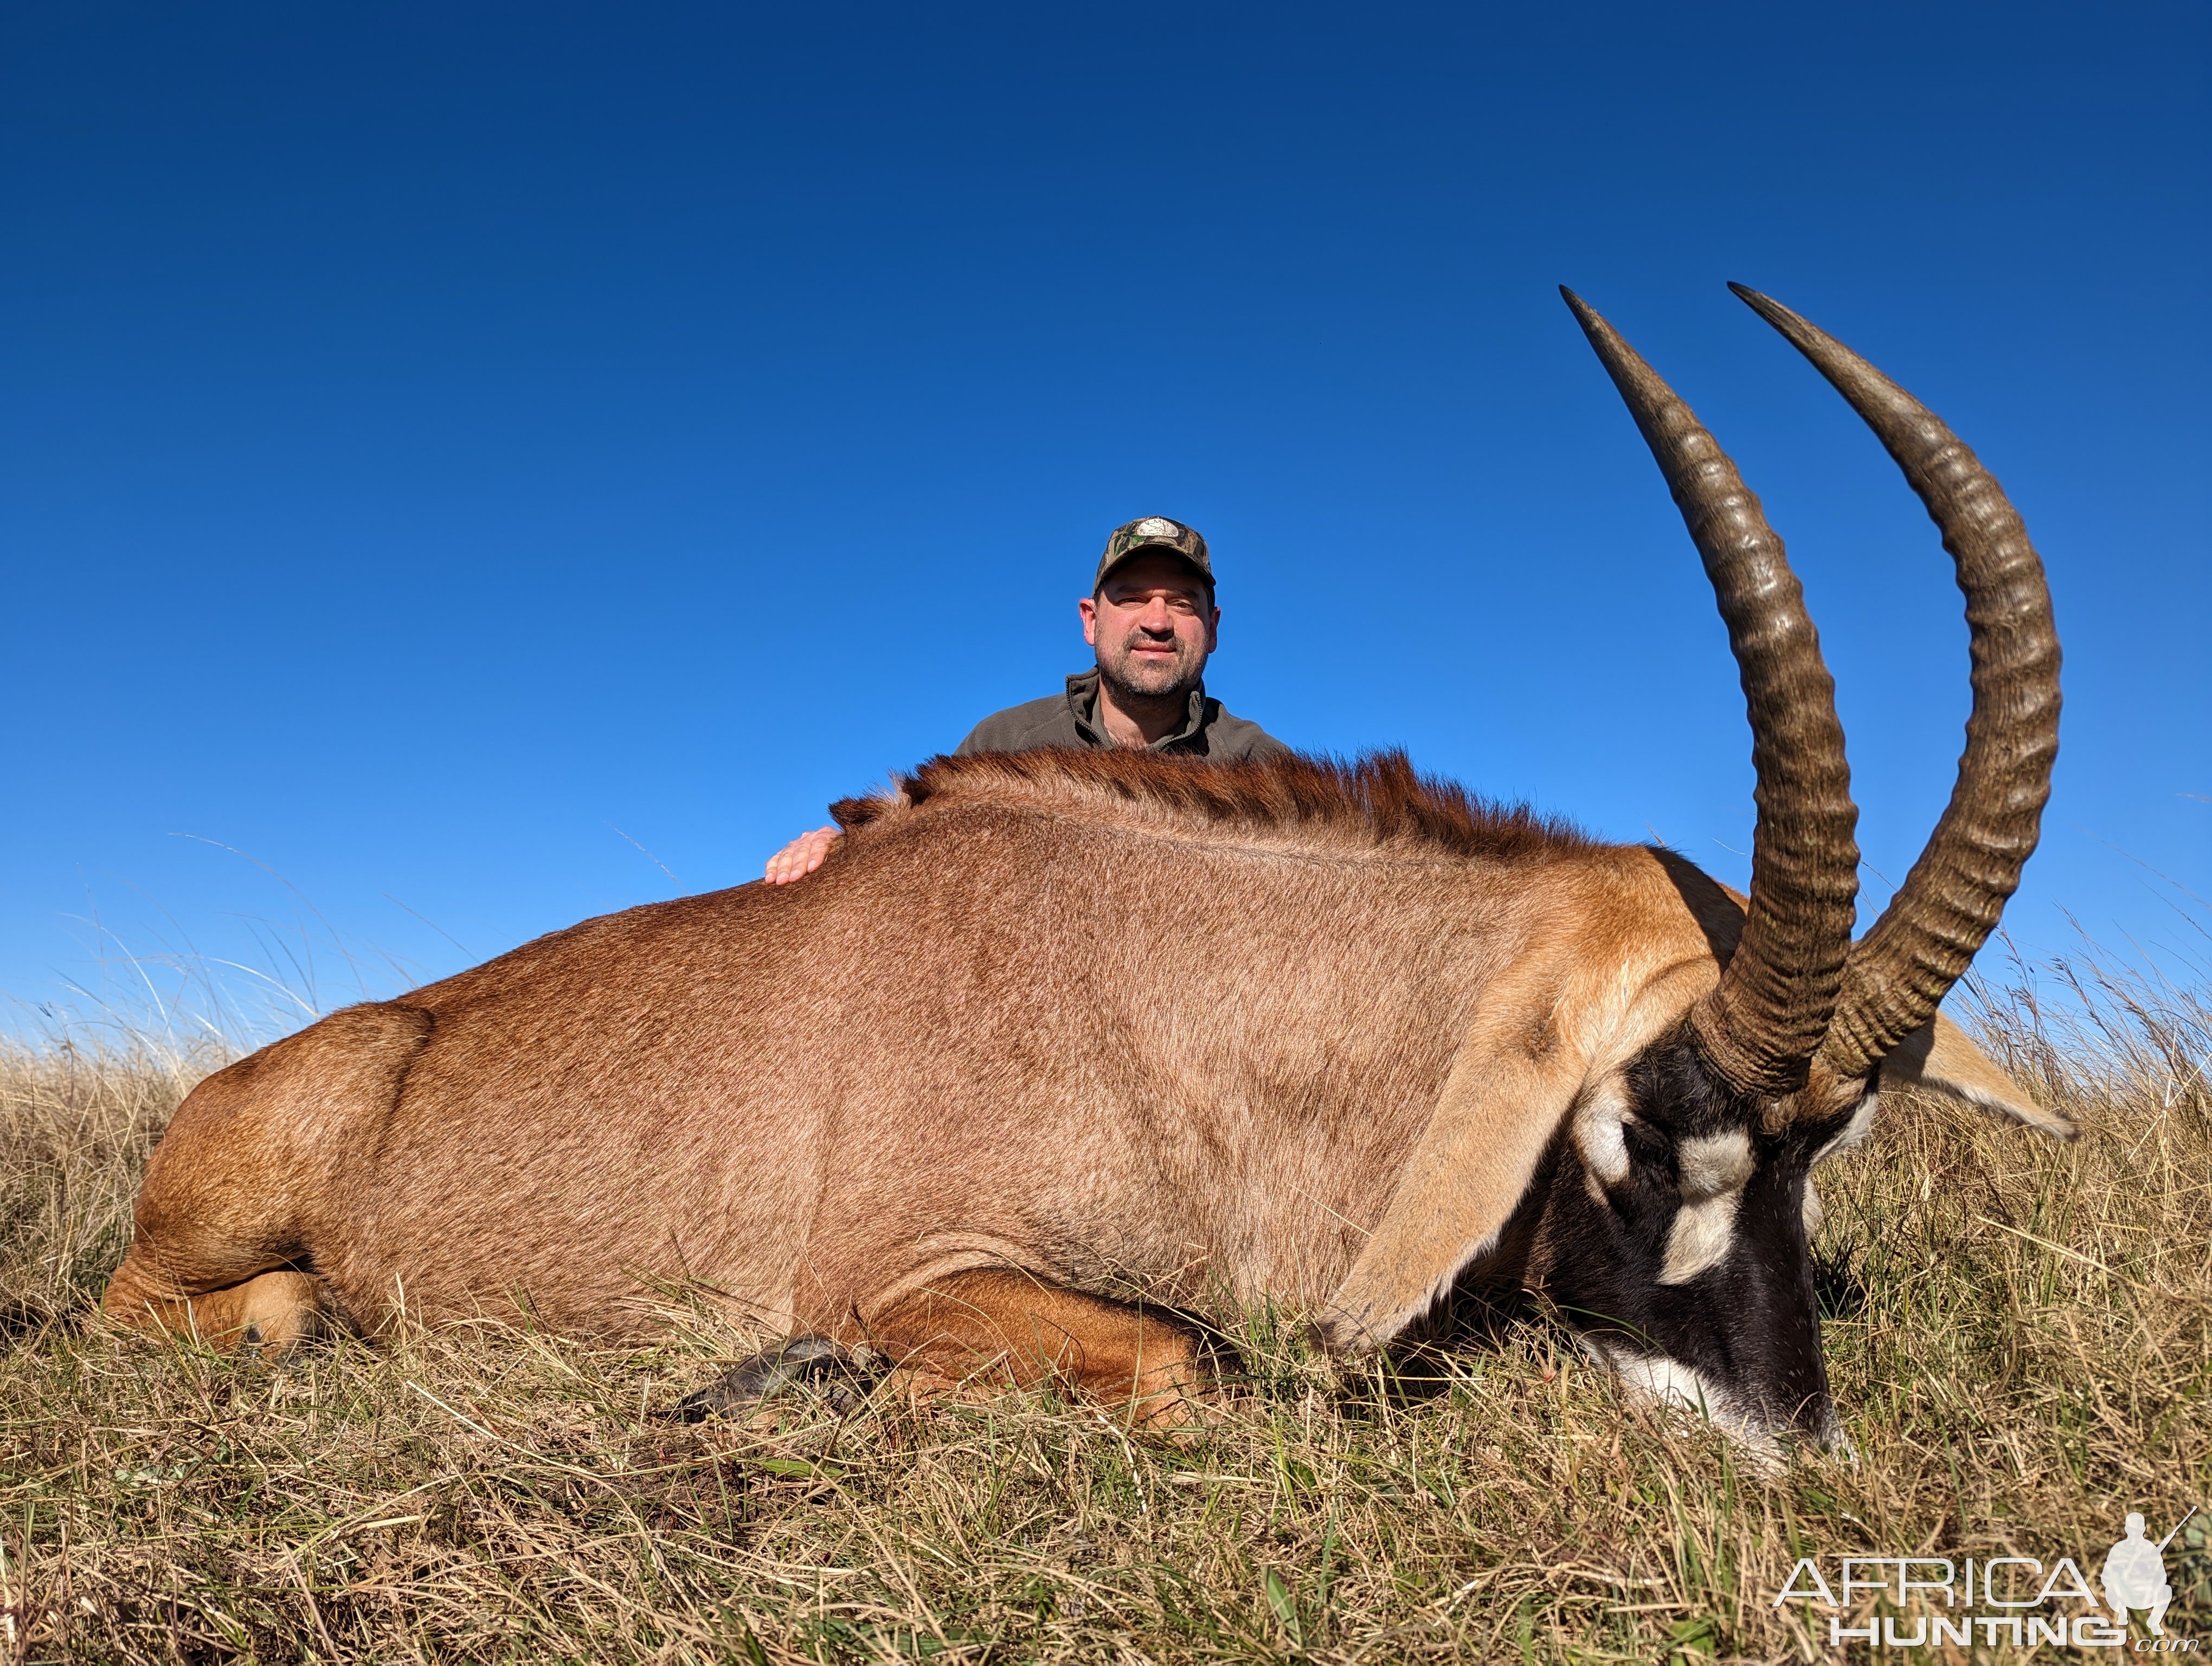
[1134, 518, 1181, 539]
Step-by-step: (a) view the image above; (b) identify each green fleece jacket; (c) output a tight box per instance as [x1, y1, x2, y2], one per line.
[954, 669, 1287, 760]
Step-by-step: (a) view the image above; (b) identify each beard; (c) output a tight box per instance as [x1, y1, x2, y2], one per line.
[1096, 631, 1207, 706]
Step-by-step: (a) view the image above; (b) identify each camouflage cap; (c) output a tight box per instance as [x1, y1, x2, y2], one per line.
[1095, 516, 1213, 592]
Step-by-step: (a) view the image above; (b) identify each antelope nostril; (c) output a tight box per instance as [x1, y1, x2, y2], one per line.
[1812, 1408, 1857, 1465]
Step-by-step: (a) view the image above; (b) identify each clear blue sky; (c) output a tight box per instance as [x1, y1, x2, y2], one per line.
[5, 3, 2206, 1039]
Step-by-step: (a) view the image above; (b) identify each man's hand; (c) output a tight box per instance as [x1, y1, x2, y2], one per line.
[765, 825, 841, 885]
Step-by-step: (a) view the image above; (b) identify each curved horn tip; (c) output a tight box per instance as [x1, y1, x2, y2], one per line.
[1558, 287, 1623, 353]
[1726, 281, 1813, 337]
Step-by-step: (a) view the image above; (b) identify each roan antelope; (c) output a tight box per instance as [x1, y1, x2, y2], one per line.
[103, 285, 2065, 1456]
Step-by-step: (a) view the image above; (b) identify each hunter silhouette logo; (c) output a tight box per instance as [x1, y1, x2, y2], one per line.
[2104, 1509, 2194, 1637]
[1773, 1505, 2202, 1651]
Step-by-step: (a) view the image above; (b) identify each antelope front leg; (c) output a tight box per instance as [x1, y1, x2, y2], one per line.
[867, 1269, 1214, 1430]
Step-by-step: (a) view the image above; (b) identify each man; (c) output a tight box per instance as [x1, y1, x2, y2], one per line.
[765, 516, 1286, 883]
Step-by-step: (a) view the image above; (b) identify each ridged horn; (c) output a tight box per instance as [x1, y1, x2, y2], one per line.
[1562, 287, 1862, 1098]
[1727, 284, 2061, 1081]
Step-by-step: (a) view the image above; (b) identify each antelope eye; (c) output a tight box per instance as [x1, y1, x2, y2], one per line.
[1618, 1112, 1678, 1179]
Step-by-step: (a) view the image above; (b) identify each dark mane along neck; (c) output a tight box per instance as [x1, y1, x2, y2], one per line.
[831, 748, 1596, 863]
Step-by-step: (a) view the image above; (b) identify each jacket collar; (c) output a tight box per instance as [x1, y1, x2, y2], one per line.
[1065, 668, 1208, 749]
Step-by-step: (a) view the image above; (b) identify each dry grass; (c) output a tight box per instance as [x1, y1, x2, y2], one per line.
[2, 949, 2207, 1664]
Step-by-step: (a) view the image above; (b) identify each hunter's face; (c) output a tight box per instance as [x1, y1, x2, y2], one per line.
[1081, 552, 1219, 701]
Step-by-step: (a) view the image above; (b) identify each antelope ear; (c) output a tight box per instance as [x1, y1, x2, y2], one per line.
[1880, 1012, 2075, 1139]
[1318, 994, 1590, 1354]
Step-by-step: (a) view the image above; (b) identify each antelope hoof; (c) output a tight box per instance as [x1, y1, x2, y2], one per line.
[674, 1335, 879, 1424]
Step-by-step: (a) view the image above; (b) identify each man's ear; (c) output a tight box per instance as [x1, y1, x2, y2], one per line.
[1078, 593, 1100, 647]
[1880, 1011, 2075, 1139]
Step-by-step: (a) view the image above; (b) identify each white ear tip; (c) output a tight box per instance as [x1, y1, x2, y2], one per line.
[1880, 1014, 2074, 1138]
[2024, 1104, 2079, 1141]
[1889, 1077, 2078, 1140]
